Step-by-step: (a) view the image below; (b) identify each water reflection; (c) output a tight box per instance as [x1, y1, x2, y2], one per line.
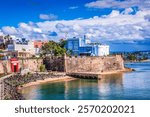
[21, 62, 150, 100]
[21, 85, 41, 100]
[21, 73, 124, 100]
[98, 73, 123, 99]
[66, 79, 98, 100]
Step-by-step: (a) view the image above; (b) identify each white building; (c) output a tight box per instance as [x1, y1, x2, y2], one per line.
[66, 36, 109, 56]
[7, 38, 35, 58]
[97, 45, 109, 56]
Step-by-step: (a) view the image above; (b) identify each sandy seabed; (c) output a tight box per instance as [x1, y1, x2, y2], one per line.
[18, 76, 76, 90]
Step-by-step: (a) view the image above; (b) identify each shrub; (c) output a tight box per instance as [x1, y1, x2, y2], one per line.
[39, 64, 46, 72]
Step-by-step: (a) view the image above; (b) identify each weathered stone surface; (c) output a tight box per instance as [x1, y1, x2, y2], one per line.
[43, 55, 124, 73]
[0, 55, 124, 74]
[43, 57, 65, 72]
[0, 59, 43, 74]
[0, 60, 11, 74]
[19, 59, 43, 72]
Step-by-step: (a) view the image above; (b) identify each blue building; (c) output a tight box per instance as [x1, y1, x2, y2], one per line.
[66, 36, 109, 56]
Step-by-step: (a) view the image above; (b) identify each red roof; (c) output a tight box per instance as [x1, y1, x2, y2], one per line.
[34, 41, 48, 48]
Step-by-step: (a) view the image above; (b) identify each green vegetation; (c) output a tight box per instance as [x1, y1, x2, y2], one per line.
[127, 54, 137, 61]
[41, 40, 67, 57]
[0, 55, 4, 59]
[22, 48, 26, 51]
[59, 39, 67, 48]
[114, 51, 150, 61]
[140, 55, 148, 60]
[39, 64, 46, 72]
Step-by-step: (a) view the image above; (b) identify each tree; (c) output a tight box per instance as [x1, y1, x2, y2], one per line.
[59, 39, 73, 56]
[59, 39, 67, 48]
[127, 54, 137, 61]
[41, 41, 66, 57]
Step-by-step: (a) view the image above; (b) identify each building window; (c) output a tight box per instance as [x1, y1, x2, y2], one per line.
[68, 41, 73, 49]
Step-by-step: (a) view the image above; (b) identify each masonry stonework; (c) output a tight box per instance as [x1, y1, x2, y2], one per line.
[0, 59, 43, 74]
[65, 55, 124, 73]
[19, 59, 43, 72]
[43, 55, 124, 73]
[0, 60, 11, 74]
[43, 57, 65, 72]
[0, 55, 124, 74]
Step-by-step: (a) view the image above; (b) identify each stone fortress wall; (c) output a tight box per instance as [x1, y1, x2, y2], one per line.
[43, 55, 125, 73]
[0, 55, 124, 74]
[0, 60, 11, 74]
[43, 57, 65, 72]
[64, 55, 124, 73]
[0, 59, 43, 74]
[18, 59, 43, 72]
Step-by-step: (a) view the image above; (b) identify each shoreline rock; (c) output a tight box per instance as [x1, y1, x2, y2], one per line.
[1, 73, 69, 100]
[1, 68, 134, 100]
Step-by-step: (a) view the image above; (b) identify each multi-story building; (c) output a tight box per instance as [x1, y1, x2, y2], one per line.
[7, 38, 35, 58]
[66, 36, 109, 56]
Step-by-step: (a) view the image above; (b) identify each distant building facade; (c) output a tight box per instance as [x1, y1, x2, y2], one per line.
[34, 40, 47, 55]
[7, 38, 35, 58]
[0, 36, 4, 44]
[66, 36, 109, 56]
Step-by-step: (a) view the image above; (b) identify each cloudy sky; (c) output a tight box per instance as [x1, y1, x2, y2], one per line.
[0, 0, 150, 52]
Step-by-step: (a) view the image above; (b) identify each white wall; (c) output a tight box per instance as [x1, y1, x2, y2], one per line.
[8, 40, 35, 54]
[97, 45, 109, 56]
[14, 41, 35, 54]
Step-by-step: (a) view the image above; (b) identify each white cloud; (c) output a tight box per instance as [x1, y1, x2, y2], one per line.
[85, 0, 150, 10]
[108, 10, 120, 17]
[122, 8, 134, 15]
[19, 23, 32, 32]
[0, 9, 150, 42]
[144, 15, 150, 22]
[2, 26, 18, 35]
[39, 14, 58, 20]
[0, 30, 4, 35]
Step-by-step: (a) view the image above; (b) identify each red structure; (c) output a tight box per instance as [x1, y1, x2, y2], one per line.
[10, 58, 19, 72]
[34, 40, 48, 48]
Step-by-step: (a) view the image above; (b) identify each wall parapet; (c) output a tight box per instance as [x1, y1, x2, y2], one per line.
[64, 55, 124, 73]
[43, 55, 125, 73]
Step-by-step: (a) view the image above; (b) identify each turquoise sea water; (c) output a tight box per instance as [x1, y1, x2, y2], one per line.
[21, 62, 150, 100]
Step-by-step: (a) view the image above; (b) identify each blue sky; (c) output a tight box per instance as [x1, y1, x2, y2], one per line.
[0, 0, 112, 27]
[0, 0, 150, 52]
